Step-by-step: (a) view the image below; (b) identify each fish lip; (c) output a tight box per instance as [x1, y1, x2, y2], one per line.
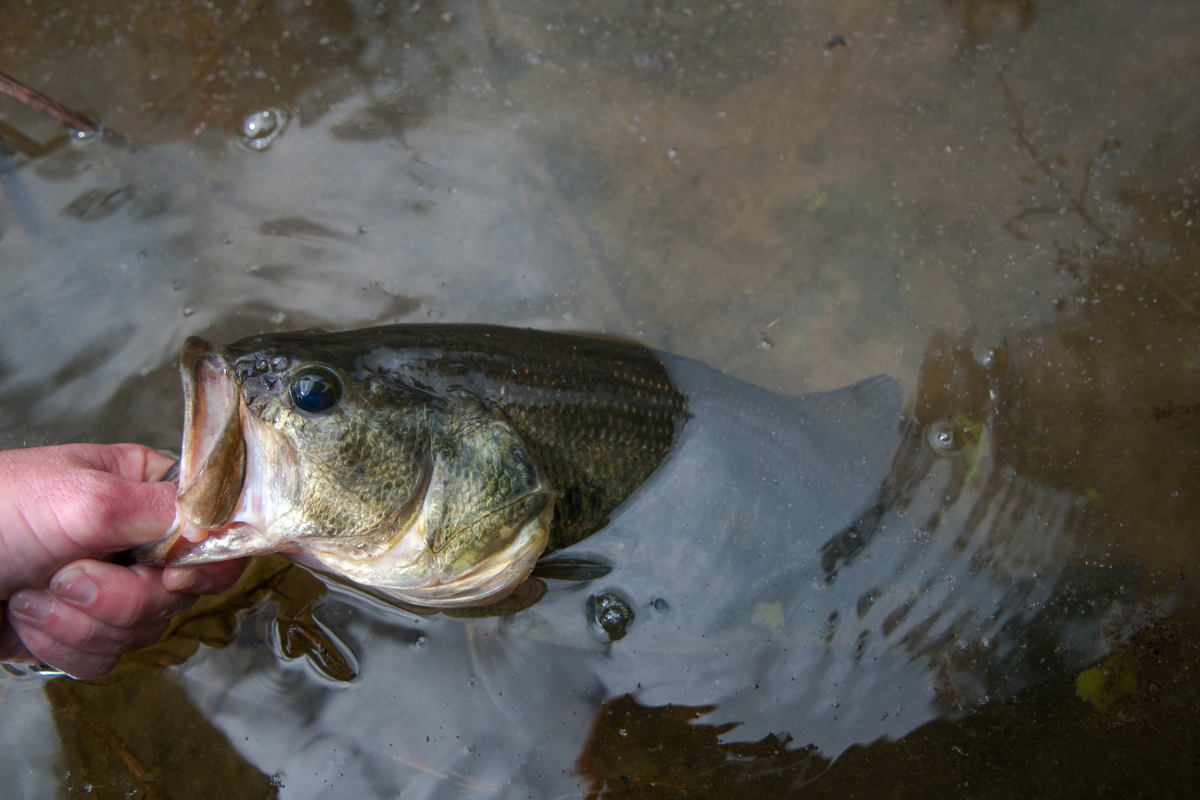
[133, 337, 248, 564]
[176, 338, 246, 526]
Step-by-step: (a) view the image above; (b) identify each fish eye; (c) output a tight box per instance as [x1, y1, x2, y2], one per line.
[289, 366, 342, 414]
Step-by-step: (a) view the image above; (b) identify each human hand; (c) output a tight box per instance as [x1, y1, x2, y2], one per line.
[0, 443, 246, 678]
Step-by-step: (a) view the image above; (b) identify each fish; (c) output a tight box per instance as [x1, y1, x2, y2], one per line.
[135, 325, 688, 606]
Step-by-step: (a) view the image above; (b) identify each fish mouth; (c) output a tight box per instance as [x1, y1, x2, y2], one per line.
[133, 337, 297, 565]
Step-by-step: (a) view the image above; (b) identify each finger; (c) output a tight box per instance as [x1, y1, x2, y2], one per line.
[45, 469, 178, 554]
[71, 443, 179, 484]
[162, 558, 249, 595]
[47, 560, 196, 628]
[3, 615, 122, 679]
[8, 589, 171, 656]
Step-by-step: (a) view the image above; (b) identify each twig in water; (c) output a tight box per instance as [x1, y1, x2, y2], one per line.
[0, 69, 99, 134]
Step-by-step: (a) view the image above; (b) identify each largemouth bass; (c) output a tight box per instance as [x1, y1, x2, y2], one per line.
[136, 325, 687, 606]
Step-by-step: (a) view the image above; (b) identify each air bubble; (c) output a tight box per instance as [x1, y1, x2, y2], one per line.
[925, 420, 962, 456]
[590, 592, 634, 641]
[68, 127, 101, 150]
[236, 107, 289, 152]
[412, 633, 428, 648]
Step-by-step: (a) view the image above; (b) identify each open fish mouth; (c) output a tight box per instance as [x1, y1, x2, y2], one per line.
[133, 334, 556, 608]
[132, 337, 296, 565]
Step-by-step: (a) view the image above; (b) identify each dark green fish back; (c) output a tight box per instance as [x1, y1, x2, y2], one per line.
[226, 325, 688, 550]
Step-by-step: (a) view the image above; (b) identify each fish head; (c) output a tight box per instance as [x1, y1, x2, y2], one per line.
[135, 332, 555, 607]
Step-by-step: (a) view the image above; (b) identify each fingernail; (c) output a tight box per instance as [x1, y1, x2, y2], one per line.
[51, 568, 98, 605]
[10, 591, 53, 620]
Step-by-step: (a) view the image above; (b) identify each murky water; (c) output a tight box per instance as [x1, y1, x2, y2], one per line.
[1, 0, 1197, 797]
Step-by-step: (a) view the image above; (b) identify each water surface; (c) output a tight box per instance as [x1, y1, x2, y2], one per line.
[1, 0, 1197, 797]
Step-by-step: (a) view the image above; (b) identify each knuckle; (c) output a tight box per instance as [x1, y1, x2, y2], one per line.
[110, 591, 150, 629]
[78, 615, 142, 652]
[82, 479, 126, 534]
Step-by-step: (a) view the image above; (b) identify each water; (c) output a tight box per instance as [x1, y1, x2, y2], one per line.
[1, 0, 1197, 797]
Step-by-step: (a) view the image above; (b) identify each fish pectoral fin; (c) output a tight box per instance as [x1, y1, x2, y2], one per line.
[531, 557, 613, 582]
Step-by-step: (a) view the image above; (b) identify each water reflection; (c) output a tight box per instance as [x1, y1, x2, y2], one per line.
[15, 346, 1131, 797]
[1, 0, 1198, 796]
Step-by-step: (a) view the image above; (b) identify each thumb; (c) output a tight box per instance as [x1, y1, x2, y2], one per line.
[90, 477, 179, 551]
[29, 457, 179, 556]
[79, 442, 179, 484]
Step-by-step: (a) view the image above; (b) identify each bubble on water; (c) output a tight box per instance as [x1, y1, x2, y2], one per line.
[590, 592, 634, 641]
[925, 419, 962, 456]
[182, 307, 194, 317]
[653, 598, 669, 611]
[236, 107, 289, 151]
[412, 633, 428, 648]
[270, 311, 287, 325]
[68, 127, 101, 149]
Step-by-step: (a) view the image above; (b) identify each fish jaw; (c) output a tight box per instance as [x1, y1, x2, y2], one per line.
[176, 338, 245, 533]
[134, 338, 300, 565]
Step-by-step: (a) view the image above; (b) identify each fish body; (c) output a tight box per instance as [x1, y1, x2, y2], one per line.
[137, 325, 687, 606]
